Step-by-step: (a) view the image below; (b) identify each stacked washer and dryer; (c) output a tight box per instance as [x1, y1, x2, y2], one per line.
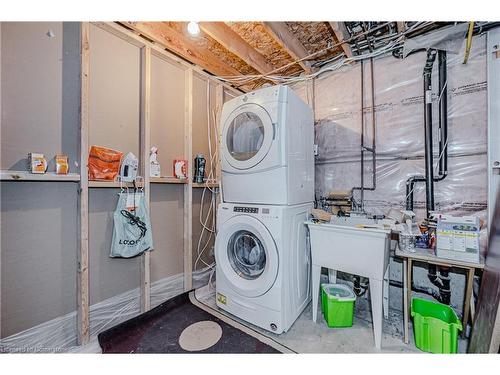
[215, 85, 315, 334]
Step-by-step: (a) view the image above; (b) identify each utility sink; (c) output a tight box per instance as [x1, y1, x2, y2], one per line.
[305, 221, 391, 349]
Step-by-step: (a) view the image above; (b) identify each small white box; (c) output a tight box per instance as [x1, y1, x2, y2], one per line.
[436, 215, 480, 264]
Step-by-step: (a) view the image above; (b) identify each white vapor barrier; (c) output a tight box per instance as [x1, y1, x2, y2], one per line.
[0, 267, 212, 353]
[290, 32, 489, 313]
[292, 33, 487, 224]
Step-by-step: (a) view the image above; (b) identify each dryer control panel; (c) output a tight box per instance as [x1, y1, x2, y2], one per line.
[233, 206, 259, 214]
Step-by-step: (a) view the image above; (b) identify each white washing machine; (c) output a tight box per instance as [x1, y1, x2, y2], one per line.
[220, 85, 314, 205]
[215, 202, 312, 334]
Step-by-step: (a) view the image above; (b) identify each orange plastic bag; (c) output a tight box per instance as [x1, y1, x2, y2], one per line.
[88, 146, 123, 181]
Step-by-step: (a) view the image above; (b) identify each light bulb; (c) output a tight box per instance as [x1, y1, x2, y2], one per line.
[187, 21, 200, 36]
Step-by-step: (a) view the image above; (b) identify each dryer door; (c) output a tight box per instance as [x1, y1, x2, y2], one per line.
[222, 104, 275, 170]
[215, 215, 279, 298]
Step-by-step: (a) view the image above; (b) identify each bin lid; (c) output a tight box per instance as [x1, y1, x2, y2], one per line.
[322, 283, 356, 301]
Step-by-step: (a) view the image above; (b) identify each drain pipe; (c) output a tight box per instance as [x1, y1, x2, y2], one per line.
[428, 50, 451, 306]
[423, 49, 437, 216]
[404, 49, 452, 305]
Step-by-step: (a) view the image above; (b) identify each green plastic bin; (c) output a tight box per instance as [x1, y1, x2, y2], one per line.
[321, 283, 356, 328]
[411, 298, 462, 354]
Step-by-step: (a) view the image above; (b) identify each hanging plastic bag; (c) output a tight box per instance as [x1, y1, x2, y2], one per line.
[88, 145, 123, 181]
[110, 192, 153, 258]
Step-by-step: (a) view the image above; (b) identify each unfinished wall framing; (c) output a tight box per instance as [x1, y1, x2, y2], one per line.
[0, 21, 241, 349]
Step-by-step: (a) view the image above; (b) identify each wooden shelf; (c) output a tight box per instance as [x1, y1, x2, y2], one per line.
[0, 170, 80, 182]
[88, 180, 145, 188]
[193, 181, 219, 188]
[150, 176, 187, 184]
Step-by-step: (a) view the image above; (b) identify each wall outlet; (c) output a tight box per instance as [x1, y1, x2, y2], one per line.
[313, 144, 319, 156]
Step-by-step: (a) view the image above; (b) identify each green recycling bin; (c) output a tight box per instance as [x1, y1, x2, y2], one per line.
[411, 297, 462, 354]
[321, 283, 356, 328]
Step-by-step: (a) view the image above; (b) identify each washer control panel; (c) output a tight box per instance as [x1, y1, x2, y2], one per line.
[233, 206, 259, 214]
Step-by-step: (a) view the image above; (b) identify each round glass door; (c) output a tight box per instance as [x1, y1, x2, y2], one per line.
[227, 230, 266, 280]
[215, 215, 279, 298]
[222, 104, 274, 170]
[226, 112, 265, 162]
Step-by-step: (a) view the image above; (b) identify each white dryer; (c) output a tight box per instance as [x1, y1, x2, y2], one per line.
[220, 85, 314, 205]
[215, 202, 312, 334]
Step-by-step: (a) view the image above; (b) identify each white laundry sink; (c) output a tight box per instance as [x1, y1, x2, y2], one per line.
[305, 221, 391, 349]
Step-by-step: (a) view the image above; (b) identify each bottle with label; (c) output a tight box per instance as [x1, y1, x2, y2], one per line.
[193, 154, 206, 183]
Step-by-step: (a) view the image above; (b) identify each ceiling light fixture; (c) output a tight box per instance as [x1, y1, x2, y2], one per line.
[187, 21, 200, 36]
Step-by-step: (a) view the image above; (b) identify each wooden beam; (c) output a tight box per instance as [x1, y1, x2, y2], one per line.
[77, 21, 90, 345]
[140, 46, 151, 312]
[199, 22, 275, 75]
[183, 69, 193, 291]
[262, 22, 312, 74]
[95, 22, 246, 93]
[397, 21, 406, 34]
[215, 84, 224, 184]
[122, 22, 242, 77]
[329, 22, 353, 58]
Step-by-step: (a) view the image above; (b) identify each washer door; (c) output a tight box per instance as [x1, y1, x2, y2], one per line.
[222, 104, 274, 170]
[215, 215, 279, 298]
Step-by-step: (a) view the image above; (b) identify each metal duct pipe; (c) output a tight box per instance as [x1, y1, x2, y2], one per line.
[423, 49, 437, 215]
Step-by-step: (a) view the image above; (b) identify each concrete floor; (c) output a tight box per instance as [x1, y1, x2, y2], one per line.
[195, 284, 469, 354]
[68, 282, 469, 354]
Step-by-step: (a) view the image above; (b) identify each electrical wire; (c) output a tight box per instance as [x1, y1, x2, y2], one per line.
[212, 21, 434, 88]
[194, 81, 220, 271]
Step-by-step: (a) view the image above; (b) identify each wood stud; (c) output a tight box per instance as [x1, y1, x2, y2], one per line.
[140, 45, 152, 312]
[184, 68, 194, 291]
[77, 21, 90, 345]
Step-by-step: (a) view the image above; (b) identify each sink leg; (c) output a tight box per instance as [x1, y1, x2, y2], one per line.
[383, 268, 389, 320]
[312, 265, 321, 323]
[369, 278, 384, 350]
[328, 269, 337, 283]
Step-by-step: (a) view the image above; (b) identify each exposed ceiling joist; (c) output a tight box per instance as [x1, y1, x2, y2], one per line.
[397, 21, 406, 34]
[121, 22, 242, 77]
[329, 22, 353, 58]
[199, 22, 276, 75]
[262, 22, 312, 74]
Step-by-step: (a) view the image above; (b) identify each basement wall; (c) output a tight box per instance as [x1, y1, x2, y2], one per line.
[1, 22, 80, 338]
[292, 33, 487, 315]
[0, 22, 227, 347]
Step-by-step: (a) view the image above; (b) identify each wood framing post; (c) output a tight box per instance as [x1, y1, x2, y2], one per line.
[0, 22, 3, 340]
[184, 69, 194, 290]
[140, 46, 152, 312]
[77, 22, 90, 345]
[215, 84, 224, 184]
[306, 78, 315, 117]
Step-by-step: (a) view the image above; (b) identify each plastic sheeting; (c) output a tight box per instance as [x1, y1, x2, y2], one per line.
[0, 267, 212, 353]
[292, 33, 487, 225]
[403, 23, 470, 57]
[291, 32, 488, 315]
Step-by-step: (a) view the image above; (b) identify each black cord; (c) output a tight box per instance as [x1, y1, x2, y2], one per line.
[120, 209, 147, 241]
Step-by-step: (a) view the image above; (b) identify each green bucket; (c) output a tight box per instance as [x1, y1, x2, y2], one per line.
[411, 297, 462, 353]
[321, 283, 356, 328]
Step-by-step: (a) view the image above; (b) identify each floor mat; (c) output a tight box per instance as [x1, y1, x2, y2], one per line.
[97, 291, 283, 353]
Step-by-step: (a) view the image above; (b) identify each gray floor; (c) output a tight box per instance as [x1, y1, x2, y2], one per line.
[68, 282, 468, 354]
[195, 284, 468, 354]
